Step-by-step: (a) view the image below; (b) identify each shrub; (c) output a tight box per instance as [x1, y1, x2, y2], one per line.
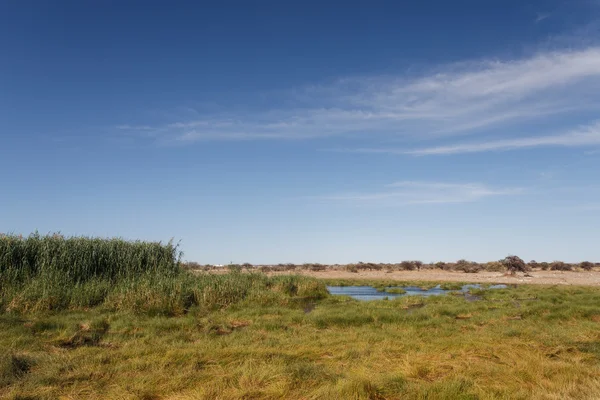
[501, 255, 528, 275]
[550, 261, 572, 271]
[345, 265, 359, 273]
[181, 261, 201, 270]
[483, 261, 505, 272]
[455, 260, 481, 273]
[399, 261, 416, 271]
[434, 262, 447, 270]
[579, 261, 594, 271]
[306, 263, 326, 272]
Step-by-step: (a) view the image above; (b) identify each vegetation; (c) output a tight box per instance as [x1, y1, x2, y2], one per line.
[382, 287, 407, 294]
[580, 261, 595, 271]
[501, 255, 528, 275]
[2, 234, 600, 398]
[0, 233, 327, 315]
[187, 257, 597, 274]
[2, 284, 600, 399]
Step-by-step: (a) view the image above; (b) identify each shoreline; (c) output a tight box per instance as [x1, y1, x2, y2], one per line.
[260, 269, 600, 286]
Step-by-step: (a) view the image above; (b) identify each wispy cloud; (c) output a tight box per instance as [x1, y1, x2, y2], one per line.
[337, 121, 600, 156]
[320, 181, 521, 205]
[117, 46, 600, 146]
[116, 124, 154, 131]
[535, 12, 551, 23]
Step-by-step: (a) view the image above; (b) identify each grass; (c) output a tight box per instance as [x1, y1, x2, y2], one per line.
[380, 287, 407, 294]
[0, 234, 327, 314]
[2, 234, 600, 398]
[1, 283, 600, 399]
[322, 278, 446, 290]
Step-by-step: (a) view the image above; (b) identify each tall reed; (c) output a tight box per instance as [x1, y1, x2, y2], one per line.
[0, 233, 327, 314]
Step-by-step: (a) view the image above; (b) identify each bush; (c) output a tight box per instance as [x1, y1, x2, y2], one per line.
[345, 265, 359, 273]
[455, 260, 481, 273]
[399, 261, 416, 271]
[181, 261, 201, 270]
[483, 261, 505, 272]
[550, 261, 572, 271]
[579, 261, 594, 271]
[434, 262, 447, 270]
[501, 255, 528, 275]
[303, 263, 326, 272]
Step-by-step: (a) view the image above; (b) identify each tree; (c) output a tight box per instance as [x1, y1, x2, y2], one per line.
[501, 255, 527, 275]
[434, 261, 447, 270]
[399, 261, 415, 271]
[412, 261, 424, 271]
[550, 261, 571, 271]
[579, 261, 594, 271]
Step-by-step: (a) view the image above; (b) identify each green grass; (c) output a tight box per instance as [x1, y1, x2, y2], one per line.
[381, 287, 407, 294]
[322, 278, 446, 290]
[2, 235, 600, 398]
[0, 233, 180, 281]
[0, 234, 327, 314]
[1, 283, 600, 399]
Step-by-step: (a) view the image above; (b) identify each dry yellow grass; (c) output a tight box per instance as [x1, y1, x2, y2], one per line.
[2, 281, 600, 399]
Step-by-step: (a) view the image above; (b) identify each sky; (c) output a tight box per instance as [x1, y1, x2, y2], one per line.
[2, 0, 600, 264]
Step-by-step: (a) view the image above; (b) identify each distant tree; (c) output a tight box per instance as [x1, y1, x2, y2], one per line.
[399, 261, 415, 271]
[181, 261, 201, 270]
[434, 262, 447, 270]
[309, 263, 326, 272]
[284, 263, 297, 271]
[550, 261, 572, 271]
[455, 259, 481, 273]
[501, 255, 527, 275]
[528, 260, 539, 269]
[345, 264, 359, 273]
[579, 261, 594, 271]
[412, 261, 424, 271]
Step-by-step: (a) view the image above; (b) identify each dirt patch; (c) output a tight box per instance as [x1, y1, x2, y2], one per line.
[263, 270, 600, 286]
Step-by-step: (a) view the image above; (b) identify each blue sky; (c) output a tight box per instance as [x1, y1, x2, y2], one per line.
[2, 1, 600, 263]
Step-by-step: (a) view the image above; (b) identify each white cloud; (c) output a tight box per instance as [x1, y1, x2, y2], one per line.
[535, 12, 551, 23]
[340, 120, 600, 155]
[320, 181, 521, 205]
[117, 46, 600, 146]
[116, 124, 154, 131]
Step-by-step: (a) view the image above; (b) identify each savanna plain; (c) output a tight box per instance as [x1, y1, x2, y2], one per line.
[2, 234, 600, 399]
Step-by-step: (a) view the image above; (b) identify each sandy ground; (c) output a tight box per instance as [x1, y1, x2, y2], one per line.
[264, 269, 600, 286]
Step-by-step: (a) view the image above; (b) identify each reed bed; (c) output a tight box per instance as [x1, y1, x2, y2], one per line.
[0, 233, 327, 314]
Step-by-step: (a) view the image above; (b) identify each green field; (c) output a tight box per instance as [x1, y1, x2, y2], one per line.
[2, 235, 600, 399]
